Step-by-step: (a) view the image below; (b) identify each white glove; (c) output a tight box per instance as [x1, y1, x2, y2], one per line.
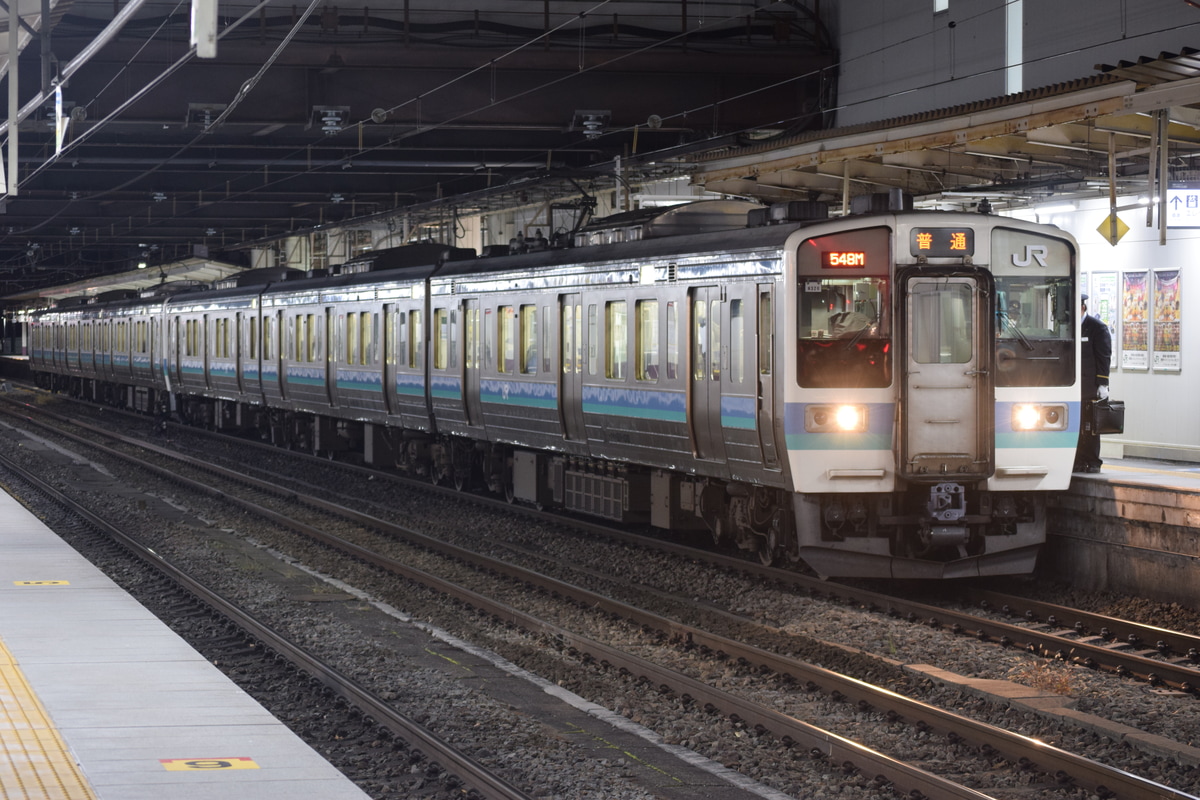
[1097, 384, 1110, 401]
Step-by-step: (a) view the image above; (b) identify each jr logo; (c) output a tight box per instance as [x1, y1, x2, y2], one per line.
[1012, 245, 1048, 268]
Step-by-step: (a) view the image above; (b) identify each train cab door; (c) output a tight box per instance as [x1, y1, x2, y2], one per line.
[559, 293, 585, 441]
[899, 270, 994, 480]
[462, 298, 483, 428]
[755, 284, 780, 470]
[689, 286, 727, 462]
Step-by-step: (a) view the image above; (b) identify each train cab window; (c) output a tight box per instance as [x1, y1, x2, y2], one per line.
[606, 301, 627, 380]
[635, 299, 659, 382]
[994, 277, 1074, 386]
[520, 304, 537, 374]
[797, 277, 890, 388]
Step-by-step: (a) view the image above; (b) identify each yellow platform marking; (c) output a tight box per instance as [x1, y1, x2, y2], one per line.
[0, 638, 97, 800]
[160, 757, 260, 771]
[12, 582, 70, 587]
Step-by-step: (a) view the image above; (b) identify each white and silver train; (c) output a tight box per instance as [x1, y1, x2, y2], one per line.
[29, 198, 1081, 578]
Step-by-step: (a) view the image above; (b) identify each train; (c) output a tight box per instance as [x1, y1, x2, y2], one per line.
[28, 197, 1081, 579]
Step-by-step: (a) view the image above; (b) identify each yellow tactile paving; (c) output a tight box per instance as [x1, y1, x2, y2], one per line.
[0, 638, 96, 800]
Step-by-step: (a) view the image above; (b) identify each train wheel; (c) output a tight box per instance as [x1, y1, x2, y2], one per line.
[710, 515, 728, 547]
[758, 528, 778, 567]
[452, 468, 468, 492]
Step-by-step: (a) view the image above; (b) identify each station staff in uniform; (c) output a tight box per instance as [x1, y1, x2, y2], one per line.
[1074, 294, 1112, 473]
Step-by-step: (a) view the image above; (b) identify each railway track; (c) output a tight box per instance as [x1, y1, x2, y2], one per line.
[2, 390, 1198, 799]
[0, 449, 535, 800]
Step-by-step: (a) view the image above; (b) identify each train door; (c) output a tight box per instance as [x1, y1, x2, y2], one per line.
[559, 293, 585, 441]
[463, 298, 483, 427]
[756, 284, 780, 469]
[689, 286, 727, 462]
[900, 270, 993, 479]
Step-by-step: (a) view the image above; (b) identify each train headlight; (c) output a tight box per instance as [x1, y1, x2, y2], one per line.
[1012, 404, 1068, 432]
[806, 404, 869, 433]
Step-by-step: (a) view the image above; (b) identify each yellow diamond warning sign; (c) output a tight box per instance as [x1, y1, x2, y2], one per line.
[161, 758, 260, 771]
[1097, 213, 1129, 246]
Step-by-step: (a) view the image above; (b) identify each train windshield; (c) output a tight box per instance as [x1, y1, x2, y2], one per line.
[991, 228, 1076, 387]
[797, 277, 891, 388]
[994, 277, 1074, 386]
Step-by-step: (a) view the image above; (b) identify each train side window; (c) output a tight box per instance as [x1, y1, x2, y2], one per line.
[483, 308, 495, 371]
[446, 310, 458, 369]
[263, 316, 273, 360]
[433, 308, 449, 370]
[291, 315, 302, 361]
[308, 313, 319, 362]
[584, 305, 595, 375]
[408, 310, 422, 369]
[635, 299, 659, 382]
[520, 304, 537, 374]
[709, 300, 722, 381]
[499, 305, 515, 373]
[369, 313, 378, 365]
[758, 291, 772, 376]
[346, 313, 358, 365]
[730, 299, 744, 384]
[562, 304, 574, 374]
[397, 310, 407, 367]
[666, 302, 678, 380]
[606, 300, 627, 380]
[541, 305, 551, 374]
[692, 301, 707, 380]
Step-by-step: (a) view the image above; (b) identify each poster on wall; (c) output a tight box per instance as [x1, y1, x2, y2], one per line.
[1153, 269, 1182, 372]
[1121, 271, 1149, 370]
[1092, 272, 1119, 335]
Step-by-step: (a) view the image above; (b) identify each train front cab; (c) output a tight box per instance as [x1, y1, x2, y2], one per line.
[789, 216, 1078, 579]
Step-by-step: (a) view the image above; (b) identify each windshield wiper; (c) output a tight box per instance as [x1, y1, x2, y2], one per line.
[998, 309, 1035, 351]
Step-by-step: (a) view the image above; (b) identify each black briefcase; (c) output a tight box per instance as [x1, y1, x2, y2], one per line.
[1084, 399, 1125, 435]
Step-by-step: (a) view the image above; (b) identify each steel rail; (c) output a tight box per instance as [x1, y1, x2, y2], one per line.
[0, 450, 536, 800]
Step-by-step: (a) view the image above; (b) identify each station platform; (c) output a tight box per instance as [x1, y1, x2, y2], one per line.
[0, 487, 370, 800]
[1046, 456, 1200, 608]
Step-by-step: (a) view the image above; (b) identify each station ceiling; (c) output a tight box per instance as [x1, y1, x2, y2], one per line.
[0, 0, 836, 298]
[2, 3, 1200, 305]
